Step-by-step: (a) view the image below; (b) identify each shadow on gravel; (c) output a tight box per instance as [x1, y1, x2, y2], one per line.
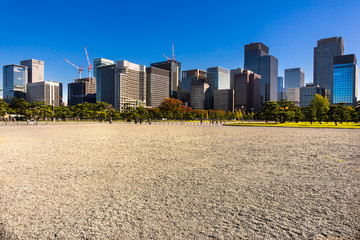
[0, 222, 12, 240]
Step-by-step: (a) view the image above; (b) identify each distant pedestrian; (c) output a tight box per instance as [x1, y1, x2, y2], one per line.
[109, 118, 112, 124]
[200, 119, 203, 125]
[140, 118, 143, 124]
[134, 118, 138, 124]
[148, 118, 152, 125]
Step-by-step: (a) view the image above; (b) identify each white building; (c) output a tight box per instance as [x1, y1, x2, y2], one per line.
[20, 59, 44, 83]
[27, 81, 63, 106]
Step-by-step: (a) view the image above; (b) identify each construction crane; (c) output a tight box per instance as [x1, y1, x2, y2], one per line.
[84, 47, 92, 78]
[172, 43, 175, 61]
[163, 53, 171, 62]
[163, 44, 176, 62]
[64, 59, 83, 79]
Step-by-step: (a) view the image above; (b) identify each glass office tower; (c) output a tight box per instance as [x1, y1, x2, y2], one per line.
[314, 37, 344, 103]
[244, 42, 278, 103]
[93, 58, 115, 102]
[333, 54, 358, 105]
[3, 64, 28, 102]
[259, 55, 278, 103]
[150, 61, 181, 98]
[244, 42, 269, 74]
[277, 76, 284, 100]
[206, 67, 230, 108]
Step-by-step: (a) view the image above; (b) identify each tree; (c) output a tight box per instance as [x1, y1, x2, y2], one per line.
[236, 109, 243, 120]
[0, 99, 8, 120]
[310, 94, 329, 124]
[261, 101, 280, 123]
[328, 105, 341, 125]
[303, 106, 317, 124]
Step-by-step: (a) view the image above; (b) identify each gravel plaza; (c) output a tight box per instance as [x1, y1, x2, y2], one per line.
[0, 122, 359, 239]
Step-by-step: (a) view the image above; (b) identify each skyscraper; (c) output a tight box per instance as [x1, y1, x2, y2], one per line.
[115, 60, 146, 111]
[20, 59, 44, 83]
[233, 69, 261, 113]
[284, 68, 305, 106]
[244, 43, 269, 74]
[190, 83, 210, 110]
[285, 68, 305, 89]
[27, 81, 63, 107]
[230, 68, 243, 90]
[68, 77, 96, 106]
[214, 89, 234, 112]
[314, 37, 344, 103]
[244, 42, 278, 103]
[206, 67, 230, 108]
[96, 64, 116, 107]
[93, 58, 115, 102]
[3, 64, 28, 102]
[146, 67, 170, 108]
[150, 60, 181, 98]
[278, 76, 284, 100]
[180, 69, 206, 105]
[260, 55, 278, 102]
[333, 54, 358, 105]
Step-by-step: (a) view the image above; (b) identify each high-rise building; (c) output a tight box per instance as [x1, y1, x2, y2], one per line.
[233, 69, 261, 113]
[214, 89, 234, 112]
[27, 81, 63, 106]
[206, 67, 230, 108]
[3, 64, 28, 102]
[230, 68, 243, 90]
[300, 83, 327, 107]
[150, 60, 181, 98]
[96, 64, 116, 107]
[333, 54, 358, 105]
[146, 67, 170, 108]
[115, 60, 146, 111]
[314, 37, 344, 103]
[180, 69, 206, 105]
[93, 58, 115, 102]
[68, 77, 96, 106]
[190, 83, 210, 110]
[284, 68, 305, 106]
[260, 55, 278, 102]
[278, 76, 284, 100]
[20, 59, 44, 83]
[285, 68, 305, 89]
[244, 43, 269, 74]
[244, 42, 278, 103]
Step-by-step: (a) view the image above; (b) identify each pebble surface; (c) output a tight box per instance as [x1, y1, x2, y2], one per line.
[0, 123, 359, 239]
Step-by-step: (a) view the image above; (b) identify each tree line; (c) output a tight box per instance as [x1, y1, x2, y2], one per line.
[1, 95, 359, 125]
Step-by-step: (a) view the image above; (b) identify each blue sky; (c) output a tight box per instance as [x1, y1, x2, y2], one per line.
[1, 0, 359, 102]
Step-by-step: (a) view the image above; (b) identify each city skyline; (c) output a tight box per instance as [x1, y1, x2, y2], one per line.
[1, 0, 360, 103]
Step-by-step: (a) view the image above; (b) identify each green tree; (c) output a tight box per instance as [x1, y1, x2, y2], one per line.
[261, 101, 280, 123]
[310, 94, 329, 124]
[0, 99, 8, 120]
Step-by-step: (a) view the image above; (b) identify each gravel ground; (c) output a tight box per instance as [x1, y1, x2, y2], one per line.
[0, 123, 359, 239]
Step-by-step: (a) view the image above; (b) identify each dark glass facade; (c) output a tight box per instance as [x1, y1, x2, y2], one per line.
[244, 43, 269, 74]
[259, 55, 278, 103]
[150, 61, 181, 98]
[278, 76, 284, 100]
[244, 42, 278, 104]
[93, 58, 115, 102]
[313, 37, 344, 103]
[333, 54, 358, 105]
